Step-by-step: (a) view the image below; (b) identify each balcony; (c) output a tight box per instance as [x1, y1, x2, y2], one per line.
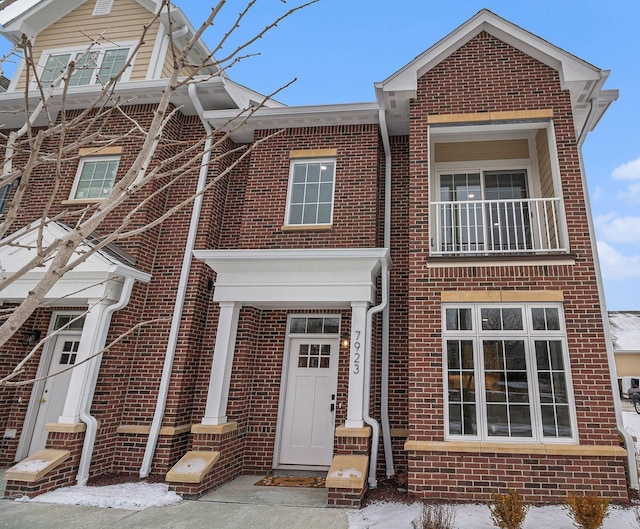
[431, 197, 566, 256]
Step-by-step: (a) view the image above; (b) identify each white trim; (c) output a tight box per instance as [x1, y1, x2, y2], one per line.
[69, 154, 120, 200]
[284, 158, 336, 227]
[442, 302, 578, 444]
[34, 41, 137, 89]
[148, 22, 169, 80]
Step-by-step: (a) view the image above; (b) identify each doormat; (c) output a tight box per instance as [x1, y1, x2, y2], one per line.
[254, 475, 326, 488]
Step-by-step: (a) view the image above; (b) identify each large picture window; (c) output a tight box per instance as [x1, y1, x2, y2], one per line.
[444, 303, 575, 442]
[285, 159, 336, 226]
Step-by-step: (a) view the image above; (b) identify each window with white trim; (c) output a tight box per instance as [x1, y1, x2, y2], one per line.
[285, 159, 336, 225]
[71, 156, 120, 200]
[444, 303, 575, 442]
[40, 47, 131, 87]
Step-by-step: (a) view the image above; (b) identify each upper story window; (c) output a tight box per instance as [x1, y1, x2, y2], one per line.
[285, 159, 336, 226]
[429, 122, 568, 257]
[444, 303, 575, 443]
[71, 155, 120, 200]
[39, 46, 131, 87]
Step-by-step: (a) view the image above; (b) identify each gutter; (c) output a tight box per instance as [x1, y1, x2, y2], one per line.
[377, 102, 395, 478]
[76, 276, 135, 485]
[363, 257, 389, 489]
[139, 82, 212, 477]
[576, 85, 638, 489]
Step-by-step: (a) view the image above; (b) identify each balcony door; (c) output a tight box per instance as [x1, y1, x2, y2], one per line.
[438, 170, 531, 254]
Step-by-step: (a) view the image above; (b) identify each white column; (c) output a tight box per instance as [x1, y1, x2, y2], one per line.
[201, 301, 241, 425]
[58, 299, 111, 424]
[345, 301, 369, 428]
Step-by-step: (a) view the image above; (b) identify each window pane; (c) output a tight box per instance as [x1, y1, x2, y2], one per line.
[481, 308, 501, 330]
[307, 318, 323, 333]
[319, 182, 333, 202]
[546, 308, 560, 330]
[290, 318, 306, 333]
[486, 404, 508, 436]
[509, 406, 532, 437]
[97, 48, 129, 83]
[502, 308, 523, 330]
[323, 318, 339, 334]
[302, 204, 317, 224]
[449, 404, 462, 435]
[447, 341, 460, 370]
[69, 51, 98, 86]
[532, 308, 546, 330]
[288, 160, 335, 225]
[446, 339, 476, 436]
[289, 204, 303, 224]
[317, 203, 331, 224]
[556, 406, 572, 437]
[41, 53, 71, 84]
[549, 341, 564, 370]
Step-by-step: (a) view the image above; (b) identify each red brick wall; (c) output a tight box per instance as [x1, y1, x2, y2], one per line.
[404, 31, 625, 500]
[220, 125, 380, 250]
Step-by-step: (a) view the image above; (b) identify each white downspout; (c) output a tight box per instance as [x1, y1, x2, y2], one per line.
[378, 106, 395, 478]
[76, 276, 135, 485]
[363, 258, 389, 489]
[139, 83, 212, 477]
[576, 85, 637, 489]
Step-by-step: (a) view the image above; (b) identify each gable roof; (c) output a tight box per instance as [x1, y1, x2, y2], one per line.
[0, 219, 150, 303]
[375, 9, 617, 136]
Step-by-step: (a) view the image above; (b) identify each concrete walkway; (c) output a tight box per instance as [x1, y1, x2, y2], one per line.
[0, 474, 350, 529]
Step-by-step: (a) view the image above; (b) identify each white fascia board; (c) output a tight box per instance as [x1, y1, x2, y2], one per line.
[203, 103, 380, 142]
[221, 77, 286, 110]
[380, 9, 601, 96]
[193, 248, 390, 307]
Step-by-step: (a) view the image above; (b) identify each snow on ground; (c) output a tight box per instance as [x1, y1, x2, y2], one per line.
[21, 413, 640, 527]
[349, 502, 640, 529]
[29, 482, 181, 510]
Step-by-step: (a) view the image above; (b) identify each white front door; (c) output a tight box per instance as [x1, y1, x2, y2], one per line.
[279, 338, 339, 466]
[28, 331, 81, 454]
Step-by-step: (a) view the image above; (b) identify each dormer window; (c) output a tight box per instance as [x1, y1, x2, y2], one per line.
[39, 46, 131, 87]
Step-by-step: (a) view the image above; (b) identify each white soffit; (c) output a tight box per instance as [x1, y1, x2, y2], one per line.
[203, 103, 380, 143]
[193, 248, 390, 308]
[0, 219, 150, 303]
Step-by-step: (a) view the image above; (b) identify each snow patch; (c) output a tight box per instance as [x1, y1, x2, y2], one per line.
[30, 482, 182, 511]
[11, 459, 50, 473]
[329, 467, 362, 479]
[172, 456, 209, 474]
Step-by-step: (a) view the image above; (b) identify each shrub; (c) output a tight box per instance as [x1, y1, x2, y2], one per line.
[565, 494, 610, 529]
[487, 489, 529, 529]
[412, 503, 456, 529]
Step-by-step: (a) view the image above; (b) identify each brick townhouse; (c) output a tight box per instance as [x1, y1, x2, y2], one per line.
[0, 0, 632, 506]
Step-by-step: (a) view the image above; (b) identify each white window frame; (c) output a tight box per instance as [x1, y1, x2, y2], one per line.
[70, 155, 120, 200]
[284, 158, 336, 226]
[442, 302, 577, 444]
[36, 42, 136, 87]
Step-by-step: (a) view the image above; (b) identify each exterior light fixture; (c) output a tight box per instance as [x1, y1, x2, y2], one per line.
[341, 334, 350, 348]
[21, 330, 41, 347]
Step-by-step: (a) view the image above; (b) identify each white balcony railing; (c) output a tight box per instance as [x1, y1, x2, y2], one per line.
[431, 197, 566, 256]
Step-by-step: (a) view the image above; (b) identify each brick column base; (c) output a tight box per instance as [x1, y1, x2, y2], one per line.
[168, 422, 244, 499]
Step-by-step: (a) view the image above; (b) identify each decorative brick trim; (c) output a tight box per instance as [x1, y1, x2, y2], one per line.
[289, 148, 337, 158]
[280, 224, 332, 231]
[191, 422, 238, 435]
[427, 109, 554, 124]
[78, 146, 123, 156]
[45, 422, 87, 433]
[335, 425, 372, 438]
[404, 440, 626, 457]
[440, 289, 564, 303]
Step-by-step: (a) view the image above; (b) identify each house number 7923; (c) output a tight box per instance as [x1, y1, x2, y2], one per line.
[352, 330, 361, 374]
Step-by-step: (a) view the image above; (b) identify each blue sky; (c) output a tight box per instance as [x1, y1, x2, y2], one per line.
[1, 0, 639, 310]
